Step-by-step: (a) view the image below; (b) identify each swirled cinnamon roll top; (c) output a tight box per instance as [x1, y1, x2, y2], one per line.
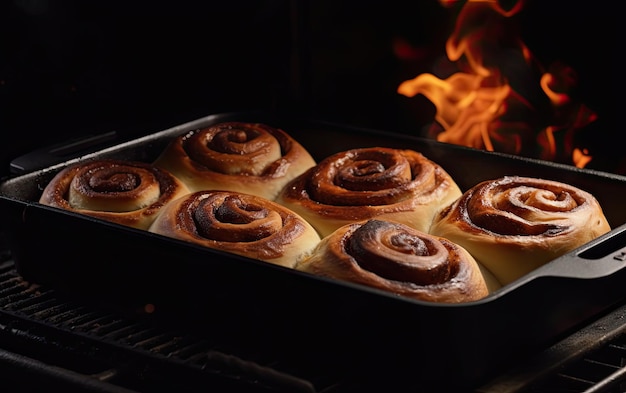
[275, 147, 462, 237]
[296, 219, 489, 303]
[148, 190, 321, 268]
[154, 122, 316, 200]
[430, 176, 611, 285]
[39, 159, 191, 230]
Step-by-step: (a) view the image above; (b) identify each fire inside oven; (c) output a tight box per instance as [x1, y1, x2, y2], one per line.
[303, 0, 618, 172]
[0, 0, 619, 174]
[0, 1, 624, 392]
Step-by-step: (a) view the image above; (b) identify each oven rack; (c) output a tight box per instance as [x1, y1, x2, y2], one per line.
[2, 230, 626, 393]
[0, 236, 320, 392]
[478, 302, 626, 393]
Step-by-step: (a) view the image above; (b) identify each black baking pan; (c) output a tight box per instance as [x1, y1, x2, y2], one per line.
[2, 111, 626, 391]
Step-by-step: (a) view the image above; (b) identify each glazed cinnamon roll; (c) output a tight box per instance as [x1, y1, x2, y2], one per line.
[275, 147, 462, 237]
[39, 159, 191, 230]
[429, 176, 611, 285]
[148, 190, 321, 268]
[296, 219, 490, 303]
[154, 122, 316, 200]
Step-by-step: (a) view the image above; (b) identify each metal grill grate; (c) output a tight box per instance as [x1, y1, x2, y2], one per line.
[475, 297, 626, 393]
[4, 228, 626, 393]
[523, 333, 626, 393]
[0, 239, 323, 392]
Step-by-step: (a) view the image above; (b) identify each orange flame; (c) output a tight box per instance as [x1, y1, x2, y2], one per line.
[397, 0, 596, 168]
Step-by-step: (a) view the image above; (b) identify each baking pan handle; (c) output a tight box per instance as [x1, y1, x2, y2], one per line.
[532, 224, 626, 279]
[9, 131, 118, 175]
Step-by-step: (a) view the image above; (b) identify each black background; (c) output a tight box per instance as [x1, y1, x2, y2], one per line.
[0, 0, 620, 175]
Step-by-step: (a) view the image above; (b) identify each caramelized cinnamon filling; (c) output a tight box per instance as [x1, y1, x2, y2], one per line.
[463, 178, 584, 235]
[192, 195, 282, 242]
[182, 123, 283, 175]
[209, 128, 259, 154]
[347, 220, 452, 284]
[88, 172, 139, 193]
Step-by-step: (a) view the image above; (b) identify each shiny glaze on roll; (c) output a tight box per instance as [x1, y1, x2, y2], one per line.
[39, 159, 190, 230]
[276, 147, 462, 237]
[297, 219, 489, 303]
[154, 122, 316, 200]
[149, 190, 321, 268]
[430, 176, 611, 285]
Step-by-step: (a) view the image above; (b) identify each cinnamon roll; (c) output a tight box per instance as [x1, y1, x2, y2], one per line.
[296, 219, 490, 303]
[154, 122, 316, 200]
[429, 176, 611, 285]
[275, 147, 462, 237]
[148, 190, 321, 268]
[39, 159, 191, 230]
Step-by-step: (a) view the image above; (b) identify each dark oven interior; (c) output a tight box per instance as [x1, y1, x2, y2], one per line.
[1, 1, 625, 392]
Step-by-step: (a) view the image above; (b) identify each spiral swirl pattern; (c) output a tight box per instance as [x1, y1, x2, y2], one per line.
[297, 219, 489, 303]
[39, 159, 190, 229]
[154, 122, 316, 200]
[276, 147, 462, 237]
[183, 122, 283, 176]
[148, 190, 321, 268]
[430, 176, 611, 285]
[465, 177, 594, 236]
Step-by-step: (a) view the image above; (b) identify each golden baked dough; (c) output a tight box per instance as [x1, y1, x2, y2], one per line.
[148, 190, 321, 268]
[154, 122, 316, 200]
[296, 219, 490, 303]
[429, 176, 612, 285]
[39, 159, 190, 230]
[275, 147, 462, 237]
